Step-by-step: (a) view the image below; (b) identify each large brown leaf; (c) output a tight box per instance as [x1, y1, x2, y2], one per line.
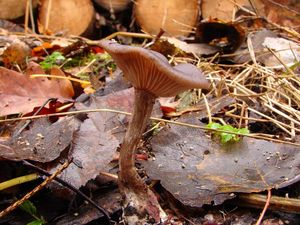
[0, 117, 77, 162]
[51, 88, 136, 188]
[143, 116, 300, 208]
[0, 62, 74, 116]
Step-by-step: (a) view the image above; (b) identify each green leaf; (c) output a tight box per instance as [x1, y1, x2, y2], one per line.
[237, 128, 250, 135]
[220, 132, 235, 143]
[207, 122, 222, 130]
[19, 200, 37, 215]
[27, 219, 45, 225]
[40, 51, 65, 70]
[206, 122, 250, 144]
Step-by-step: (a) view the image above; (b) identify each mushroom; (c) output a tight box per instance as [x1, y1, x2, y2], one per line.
[99, 40, 210, 224]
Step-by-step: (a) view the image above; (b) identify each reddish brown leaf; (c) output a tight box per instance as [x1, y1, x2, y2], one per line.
[0, 62, 74, 116]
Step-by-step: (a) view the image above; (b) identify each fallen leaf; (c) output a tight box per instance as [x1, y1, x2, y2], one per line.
[233, 29, 278, 64]
[0, 20, 25, 32]
[0, 62, 74, 116]
[167, 37, 218, 56]
[260, 0, 300, 33]
[262, 37, 300, 68]
[0, 117, 77, 162]
[50, 89, 136, 188]
[55, 115, 119, 188]
[143, 115, 300, 208]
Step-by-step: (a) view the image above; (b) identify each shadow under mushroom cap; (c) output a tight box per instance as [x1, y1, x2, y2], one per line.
[99, 40, 210, 97]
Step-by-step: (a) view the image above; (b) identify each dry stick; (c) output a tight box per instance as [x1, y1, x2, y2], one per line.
[241, 105, 296, 135]
[30, 74, 91, 85]
[45, 0, 52, 32]
[249, 81, 300, 123]
[237, 193, 300, 214]
[29, 0, 36, 33]
[228, 84, 293, 134]
[1, 109, 300, 147]
[21, 160, 111, 224]
[199, 51, 300, 141]
[229, 81, 299, 134]
[103, 32, 154, 41]
[256, 189, 271, 225]
[267, 47, 297, 76]
[203, 94, 212, 123]
[24, 0, 30, 34]
[225, 112, 271, 122]
[0, 160, 70, 218]
[238, 102, 246, 128]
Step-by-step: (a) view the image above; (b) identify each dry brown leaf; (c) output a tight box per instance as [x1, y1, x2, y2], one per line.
[50, 89, 136, 188]
[0, 117, 77, 162]
[260, 0, 300, 32]
[143, 115, 300, 208]
[0, 62, 74, 116]
[167, 37, 218, 56]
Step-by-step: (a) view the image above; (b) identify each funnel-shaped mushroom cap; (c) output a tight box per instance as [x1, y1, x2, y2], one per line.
[99, 40, 210, 97]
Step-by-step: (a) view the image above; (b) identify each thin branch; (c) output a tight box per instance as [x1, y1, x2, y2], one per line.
[256, 189, 271, 225]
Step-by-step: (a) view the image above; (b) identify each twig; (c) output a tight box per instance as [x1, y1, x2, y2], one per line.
[103, 31, 154, 41]
[24, 0, 30, 34]
[1, 108, 300, 147]
[30, 74, 91, 85]
[0, 159, 70, 218]
[237, 192, 300, 215]
[203, 94, 212, 123]
[256, 189, 271, 225]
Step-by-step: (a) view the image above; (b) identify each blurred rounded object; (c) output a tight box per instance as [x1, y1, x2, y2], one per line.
[94, 0, 131, 12]
[38, 0, 95, 36]
[134, 0, 199, 37]
[0, 0, 39, 19]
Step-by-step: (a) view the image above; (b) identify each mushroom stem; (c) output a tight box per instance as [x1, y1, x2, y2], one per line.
[118, 88, 162, 223]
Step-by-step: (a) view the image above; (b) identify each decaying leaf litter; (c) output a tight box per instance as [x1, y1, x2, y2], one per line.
[1, 1, 300, 224]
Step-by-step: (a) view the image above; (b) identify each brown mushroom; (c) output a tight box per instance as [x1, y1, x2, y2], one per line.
[99, 40, 210, 224]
